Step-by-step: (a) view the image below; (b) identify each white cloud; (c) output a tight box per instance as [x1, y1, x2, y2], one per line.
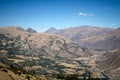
[78, 12, 94, 16]
[78, 13, 87, 16]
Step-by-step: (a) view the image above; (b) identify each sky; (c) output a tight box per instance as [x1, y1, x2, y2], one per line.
[0, 0, 120, 32]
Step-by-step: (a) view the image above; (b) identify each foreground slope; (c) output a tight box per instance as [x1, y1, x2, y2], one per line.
[0, 61, 46, 80]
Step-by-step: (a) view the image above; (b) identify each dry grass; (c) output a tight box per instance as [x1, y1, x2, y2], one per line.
[0, 69, 22, 80]
[31, 66, 42, 70]
[27, 57, 39, 60]
[16, 55, 25, 59]
[0, 62, 7, 68]
[8, 58, 25, 63]
[73, 57, 89, 60]
[63, 68, 76, 74]
[59, 62, 79, 68]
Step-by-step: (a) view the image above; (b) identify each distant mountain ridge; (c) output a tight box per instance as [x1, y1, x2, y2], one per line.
[45, 25, 116, 50]
[45, 27, 58, 33]
[79, 28, 120, 50]
[27, 28, 37, 33]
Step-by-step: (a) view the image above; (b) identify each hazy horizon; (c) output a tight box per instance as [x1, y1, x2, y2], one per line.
[0, 0, 120, 32]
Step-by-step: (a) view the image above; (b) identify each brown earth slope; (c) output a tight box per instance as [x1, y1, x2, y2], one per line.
[0, 26, 97, 77]
[79, 28, 120, 50]
[0, 61, 46, 80]
[97, 49, 120, 80]
[0, 26, 85, 58]
[45, 25, 114, 50]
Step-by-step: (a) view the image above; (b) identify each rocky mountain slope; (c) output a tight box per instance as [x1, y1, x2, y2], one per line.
[0, 61, 47, 80]
[0, 27, 102, 79]
[45, 26, 120, 79]
[0, 27, 84, 58]
[79, 28, 120, 50]
[45, 25, 118, 50]
[0, 61, 46, 80]
[97, 49, 120, 80]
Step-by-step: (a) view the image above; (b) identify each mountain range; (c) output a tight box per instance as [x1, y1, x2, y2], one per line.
[0, 26, 120, 80]
[0, 26, 102, 80]
[45, 25, 120, 50]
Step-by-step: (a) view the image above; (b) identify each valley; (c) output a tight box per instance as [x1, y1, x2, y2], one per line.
[0, 26, 120, 80]
[0, 0, 120, 79]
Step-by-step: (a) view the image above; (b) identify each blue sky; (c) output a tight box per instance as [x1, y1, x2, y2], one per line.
[0, 0, 120, 32]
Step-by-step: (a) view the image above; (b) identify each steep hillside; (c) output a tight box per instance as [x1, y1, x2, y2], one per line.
[97, 49, 120, 80]
[0, 27, 101, 79]
[0, 27, 84, 58]
[79, 29, 120, 50]
[0, 61, 46, 80]
[45, 25, 113, 50]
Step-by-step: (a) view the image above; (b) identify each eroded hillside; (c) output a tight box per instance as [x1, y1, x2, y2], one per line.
[45, 26, 120, 51]
[97, 49, 120, 80]
[0, 27, 104, 79]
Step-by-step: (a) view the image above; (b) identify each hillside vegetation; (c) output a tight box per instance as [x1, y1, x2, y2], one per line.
[0, 27, 103, 80]
[0, 26, 119, 80]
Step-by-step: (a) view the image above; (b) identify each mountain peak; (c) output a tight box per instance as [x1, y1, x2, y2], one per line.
[44, 27, 57, 33]
[49, 27, 56, 30]
[26, 28, 37, 33]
